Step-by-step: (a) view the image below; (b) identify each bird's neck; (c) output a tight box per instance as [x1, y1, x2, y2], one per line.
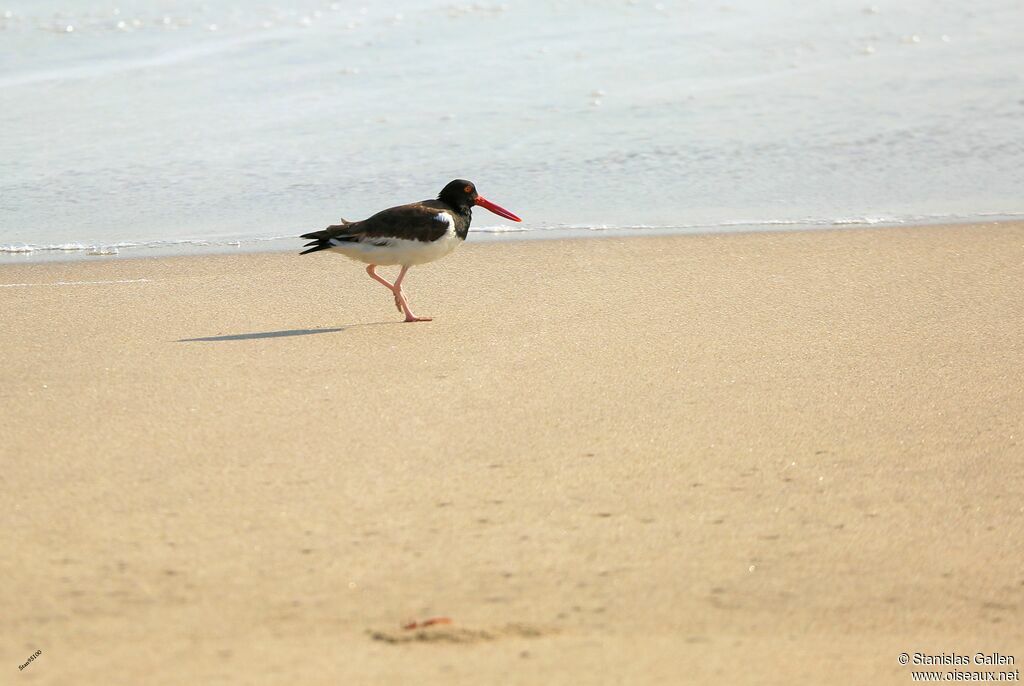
[443, 201, 471, 222]
[451, 204, 472, 239]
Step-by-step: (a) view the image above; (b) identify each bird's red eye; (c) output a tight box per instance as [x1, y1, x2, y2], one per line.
[464, 185, 473, 193]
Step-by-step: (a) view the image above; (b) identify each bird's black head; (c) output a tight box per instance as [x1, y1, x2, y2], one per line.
[438, 179, 478, 212]
[438, 179, 522, 222]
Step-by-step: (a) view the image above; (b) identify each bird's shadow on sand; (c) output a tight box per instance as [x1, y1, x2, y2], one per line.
[176, 322, 398, 343]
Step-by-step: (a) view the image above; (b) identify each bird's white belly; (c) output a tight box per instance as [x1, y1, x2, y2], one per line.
[328, 225, 461, 266]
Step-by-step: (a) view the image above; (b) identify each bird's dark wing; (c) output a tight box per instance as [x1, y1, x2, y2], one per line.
[355, 200, 453, 242]
[299, 200, 455, 254]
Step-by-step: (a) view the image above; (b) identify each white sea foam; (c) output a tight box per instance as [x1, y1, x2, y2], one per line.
[0, 235, 293, 255]
[0, 278, 151, 287]
[3, 212, 1010, 260]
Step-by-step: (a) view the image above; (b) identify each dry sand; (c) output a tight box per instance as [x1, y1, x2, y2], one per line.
[2, 223, 1022, 684]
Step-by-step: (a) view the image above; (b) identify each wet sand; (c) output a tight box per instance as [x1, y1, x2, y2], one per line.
[2, 223, 1022, 684]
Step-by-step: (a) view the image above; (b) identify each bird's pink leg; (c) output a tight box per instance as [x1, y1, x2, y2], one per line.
[365, 264, 404, 313]
[393, 265, 432, 323]
[366, 264, 396, 290]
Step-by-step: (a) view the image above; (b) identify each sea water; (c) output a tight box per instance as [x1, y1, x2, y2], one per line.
[1, 0, 1022, 259]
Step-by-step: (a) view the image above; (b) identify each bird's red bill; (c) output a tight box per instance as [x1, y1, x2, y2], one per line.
[474, 195, 522, 222]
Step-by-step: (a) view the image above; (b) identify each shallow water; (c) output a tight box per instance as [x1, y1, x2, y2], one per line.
[1, 0, 1022, 259]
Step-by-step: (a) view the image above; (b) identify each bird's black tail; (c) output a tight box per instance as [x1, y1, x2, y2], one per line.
[299, 219, 351, 255]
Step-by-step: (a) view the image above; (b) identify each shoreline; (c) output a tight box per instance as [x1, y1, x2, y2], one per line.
[3, 221, 1021, 685]
[3, 213, 1024, 265]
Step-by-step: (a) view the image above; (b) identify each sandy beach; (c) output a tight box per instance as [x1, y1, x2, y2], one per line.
[2, 223, 1022, 684]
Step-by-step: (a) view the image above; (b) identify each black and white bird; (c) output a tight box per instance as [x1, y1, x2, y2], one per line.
[300, 180, 521, 322]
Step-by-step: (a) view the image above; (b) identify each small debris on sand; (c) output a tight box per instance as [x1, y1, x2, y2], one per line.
[370, 623, 548, 645]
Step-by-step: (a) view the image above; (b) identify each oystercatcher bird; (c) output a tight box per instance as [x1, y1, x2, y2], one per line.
[300, 179, 521, 322]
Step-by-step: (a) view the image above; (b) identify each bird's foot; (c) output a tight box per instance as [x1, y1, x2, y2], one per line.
[392, 282, 429, 322]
